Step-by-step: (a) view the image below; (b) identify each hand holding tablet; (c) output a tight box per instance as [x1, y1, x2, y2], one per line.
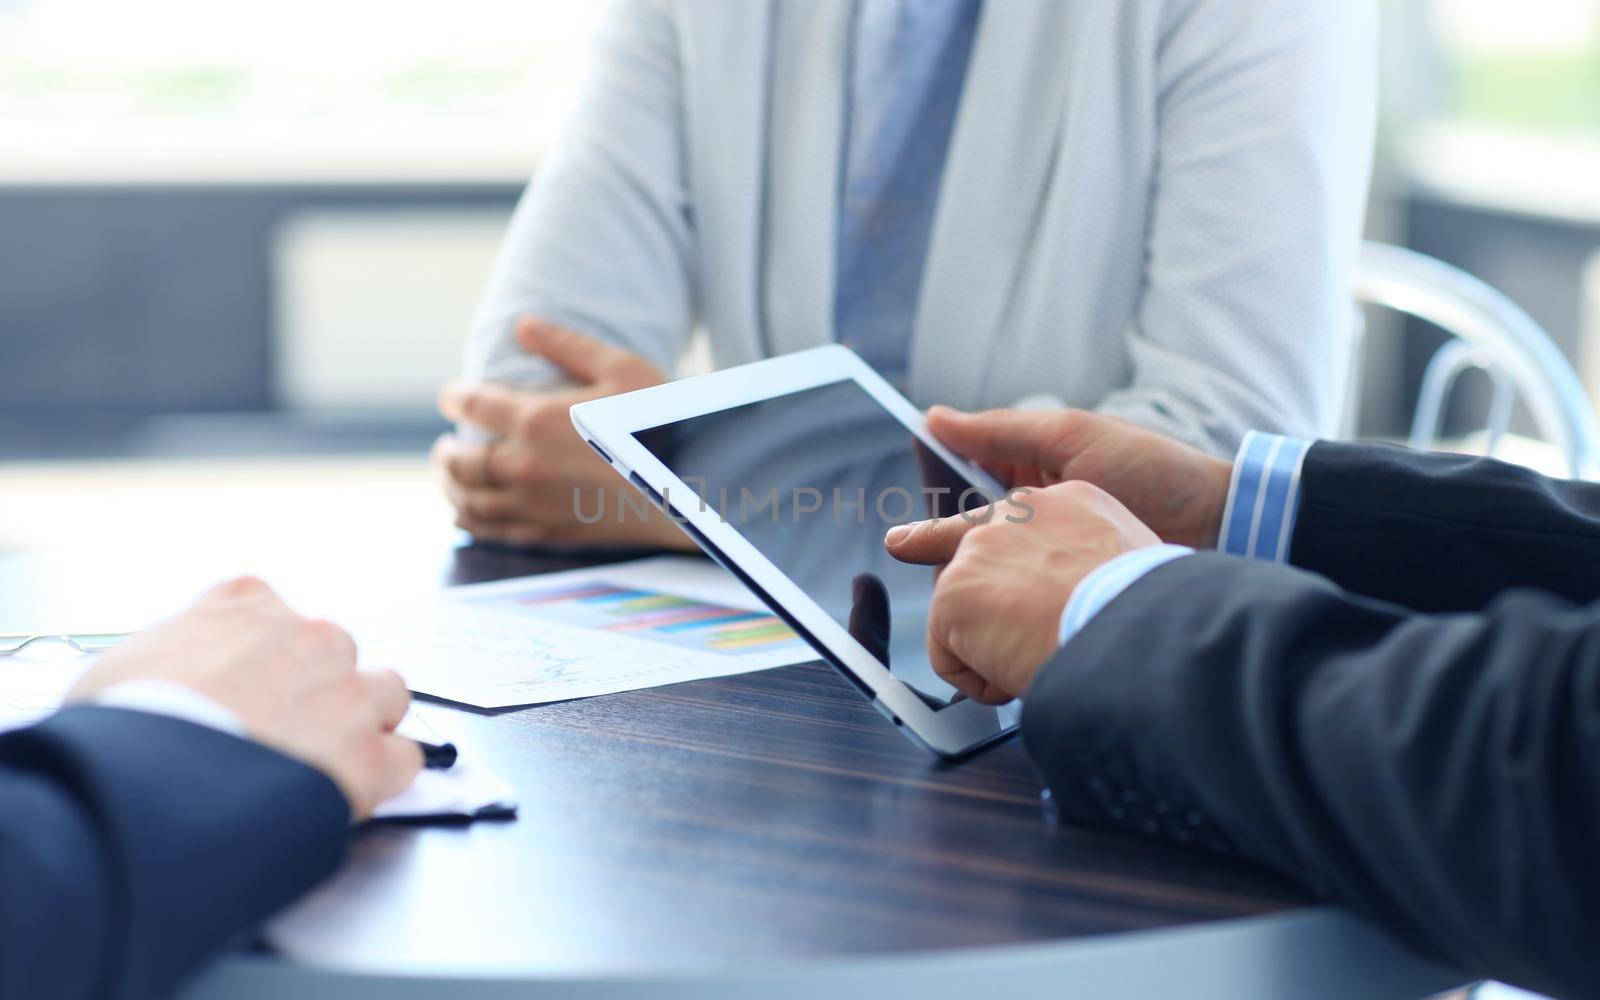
[572, 345, 1024, 758]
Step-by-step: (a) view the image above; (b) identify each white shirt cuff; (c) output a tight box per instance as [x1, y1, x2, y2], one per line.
[95, 680, 246, 738]
[1057, 544, 1194, 647]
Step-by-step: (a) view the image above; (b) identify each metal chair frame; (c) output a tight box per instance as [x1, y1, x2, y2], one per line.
[1352, 241, 1600, 480]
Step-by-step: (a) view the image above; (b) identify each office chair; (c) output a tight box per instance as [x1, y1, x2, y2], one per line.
[1350, 241, 1600, 480]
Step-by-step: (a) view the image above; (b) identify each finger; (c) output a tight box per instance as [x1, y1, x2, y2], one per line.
[360, 669, 412, 732]
[445, 468, 570, 524]
[429, 432, 456, 480]
[925, 630, 1011, 705]
[926, 406, 1079, 475]
[375, 733, 425, 809]
[436, 381, 469, 422]
[447, 481, 537, 523]
[848, 573, 891, 667]
[517, 374, 601, 410]
[441, 439, 491, 488]
[516, 317, 634, 384]
[455, 512, 550, 548]
[437, 436, 522, 490]
[883, 511, 988, 565]
[438, 380, 526, 436]
[353, 732, 422, 819]
[511, 390, 610, 451]
[1011, 466, 1047, 490]
[977, 460, 1014, 488]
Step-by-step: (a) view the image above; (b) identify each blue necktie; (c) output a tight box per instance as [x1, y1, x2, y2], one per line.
[835, 0, 981, 382]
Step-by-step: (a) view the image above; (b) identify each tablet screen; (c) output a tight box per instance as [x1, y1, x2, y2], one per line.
[634, 378, 1007, 707]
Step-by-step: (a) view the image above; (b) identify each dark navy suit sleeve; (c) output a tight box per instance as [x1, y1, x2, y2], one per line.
[1024, 553, 1600, 999]
[1290, 441, 1600, 612]
[0, 706, 350, 1000]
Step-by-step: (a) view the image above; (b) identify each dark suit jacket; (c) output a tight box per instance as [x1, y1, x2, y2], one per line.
[1024, 441, 1600, 999]
[0, 706, 349, 1000]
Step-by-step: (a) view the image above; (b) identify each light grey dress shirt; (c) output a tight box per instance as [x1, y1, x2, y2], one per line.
[465, 1, 1377, 454]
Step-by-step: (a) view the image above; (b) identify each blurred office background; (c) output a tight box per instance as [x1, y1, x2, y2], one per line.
[2, 0, 1599, 557]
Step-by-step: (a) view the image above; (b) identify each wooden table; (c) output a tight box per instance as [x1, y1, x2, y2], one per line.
[271, 546, 1310, 973]
[0, 497, 1462, 998]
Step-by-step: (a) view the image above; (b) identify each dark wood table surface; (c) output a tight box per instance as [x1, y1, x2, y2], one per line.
[260, 542, 1311, 973]
[1, 532, 1312, 976]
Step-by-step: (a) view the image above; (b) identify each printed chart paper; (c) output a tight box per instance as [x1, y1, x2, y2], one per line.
[351, 556, 819, 708]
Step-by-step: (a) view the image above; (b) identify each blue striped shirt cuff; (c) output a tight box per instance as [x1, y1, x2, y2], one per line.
[1218, 431, 1312, 563]
[1054, 433, 1314, 649]
[1057, 544, 1194, 647]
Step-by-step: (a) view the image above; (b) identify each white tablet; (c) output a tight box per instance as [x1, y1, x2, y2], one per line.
[571, 345, 1022, 759]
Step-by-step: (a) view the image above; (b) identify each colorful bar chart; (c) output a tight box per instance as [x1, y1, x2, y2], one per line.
[469, 580, 811, 662]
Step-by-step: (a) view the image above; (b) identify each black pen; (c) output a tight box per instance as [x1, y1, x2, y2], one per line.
[414, 739, 458, 770]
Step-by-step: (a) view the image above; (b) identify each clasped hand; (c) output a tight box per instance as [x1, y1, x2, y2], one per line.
[433, 317, 694, 550]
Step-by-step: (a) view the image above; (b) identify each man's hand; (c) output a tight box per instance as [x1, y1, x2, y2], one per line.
[70, 577, 422, 819]
[926, 406, 1233, 549]
[885, 482, 1159, 704]
[433, 316, 693, 549]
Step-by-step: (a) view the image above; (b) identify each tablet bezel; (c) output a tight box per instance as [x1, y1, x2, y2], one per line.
[570, 345, 1018, 759]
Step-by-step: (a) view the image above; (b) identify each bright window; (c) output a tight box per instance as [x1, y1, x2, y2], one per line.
[1429, 0, 1600, 137]
[0, 0, 600, 182]
[1388, 0, 1600, 220]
